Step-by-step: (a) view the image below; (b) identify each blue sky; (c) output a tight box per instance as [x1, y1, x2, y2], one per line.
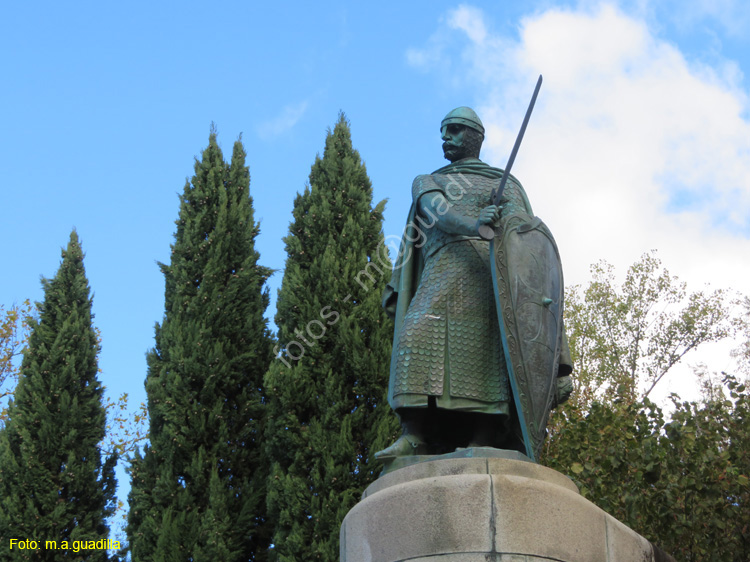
[2, 0, 750, 533]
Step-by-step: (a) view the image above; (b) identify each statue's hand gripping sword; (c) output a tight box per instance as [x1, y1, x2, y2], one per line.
[478, 75, 543, 240]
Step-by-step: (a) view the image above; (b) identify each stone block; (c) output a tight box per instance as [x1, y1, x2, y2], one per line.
[342, 473, 492, 561]
[340, 451, 674, 562]
[605, 516, 652, 559]
[492, 473, 607, 560]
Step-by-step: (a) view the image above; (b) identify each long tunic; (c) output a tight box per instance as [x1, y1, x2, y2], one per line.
[389, 164, 531, 414]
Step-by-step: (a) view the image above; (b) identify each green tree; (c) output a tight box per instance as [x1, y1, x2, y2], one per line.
[654, 377, 750, 560]
[560, 251, 730, 408]
[1, 299, 146, 454]
[0, 231, 117, 561]
[544, 252, 732, 470]
[542, 252, 749, 561]
[264, 113, 398, 561]
[1, 297, 142, 538]
[1, 299, 146, 457]
[544, 385, 750, 561]
[732, 296, 750, 379]
[126, 129, 274, 561]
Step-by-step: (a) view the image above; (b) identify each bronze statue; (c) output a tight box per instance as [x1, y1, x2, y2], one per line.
[377, 104, 573, 463]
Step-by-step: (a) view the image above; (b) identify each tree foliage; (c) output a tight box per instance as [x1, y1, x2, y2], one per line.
[545, 377, 750, 561]
[126, 129, 274, 561]
[542, 252, 749, 561]
[0, 300, 33, 423]
[264, 114, 398, 561]
[732, 296, 750, 379]
[102, 393, 148, 457]
[0, 231, 117, 561]
[562, 251, 731, 407]
[1, 300, 146, 458]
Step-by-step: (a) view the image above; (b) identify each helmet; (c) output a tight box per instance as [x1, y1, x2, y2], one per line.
[440, 107, 485, 135]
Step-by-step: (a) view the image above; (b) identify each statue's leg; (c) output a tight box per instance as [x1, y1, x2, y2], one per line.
[466, 412, 523, 452]
[374, 408, 428, 460]
[467, 414, 498, 448]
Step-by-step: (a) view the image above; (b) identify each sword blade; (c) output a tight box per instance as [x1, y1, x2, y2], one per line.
[479, 74, 543, 240]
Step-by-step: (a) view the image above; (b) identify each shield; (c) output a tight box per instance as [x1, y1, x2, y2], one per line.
[489, 212, 564, 462]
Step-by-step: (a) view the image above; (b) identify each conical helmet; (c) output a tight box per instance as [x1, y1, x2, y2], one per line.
[441, 107, 484, 135]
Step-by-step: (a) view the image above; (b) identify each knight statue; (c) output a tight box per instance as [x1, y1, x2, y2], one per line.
[376, 106, 573, 463]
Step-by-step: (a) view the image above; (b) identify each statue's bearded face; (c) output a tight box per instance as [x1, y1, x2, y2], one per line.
[441, 124, 483, 162]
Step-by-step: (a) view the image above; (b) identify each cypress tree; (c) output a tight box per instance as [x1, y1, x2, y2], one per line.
[264, 113, 398, 560]
[0, 231, 117, 562]
[126, 129, 274, 561]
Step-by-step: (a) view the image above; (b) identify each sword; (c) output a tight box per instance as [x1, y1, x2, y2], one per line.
[478, 74, 543, 241]
[486, 75, 544, 461]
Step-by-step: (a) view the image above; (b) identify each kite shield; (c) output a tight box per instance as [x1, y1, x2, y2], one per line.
[489, 212, 564, 462]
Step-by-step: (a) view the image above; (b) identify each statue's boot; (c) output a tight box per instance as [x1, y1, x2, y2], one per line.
[374, 418, 427, 460]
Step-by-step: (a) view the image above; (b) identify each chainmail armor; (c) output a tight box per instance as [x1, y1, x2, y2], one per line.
[391, 172, 528, 412]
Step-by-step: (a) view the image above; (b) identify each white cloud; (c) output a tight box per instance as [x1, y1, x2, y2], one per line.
[257, 101, 309, 139]
[409, 2, 750, 402]
[484, 4, 750, 284]
[405, 4, 509, 75]
[449, 4, 489, 44]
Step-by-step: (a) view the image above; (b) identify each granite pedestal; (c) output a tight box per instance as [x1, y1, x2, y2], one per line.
[340, 449, 673, 562]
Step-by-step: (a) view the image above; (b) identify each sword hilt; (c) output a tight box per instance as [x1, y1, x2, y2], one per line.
[478, 224, 495, 240]
[478, 195, 509, 240]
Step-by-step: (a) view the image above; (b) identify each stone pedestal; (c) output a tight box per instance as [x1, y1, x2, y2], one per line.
[340, 449, 674, 562]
